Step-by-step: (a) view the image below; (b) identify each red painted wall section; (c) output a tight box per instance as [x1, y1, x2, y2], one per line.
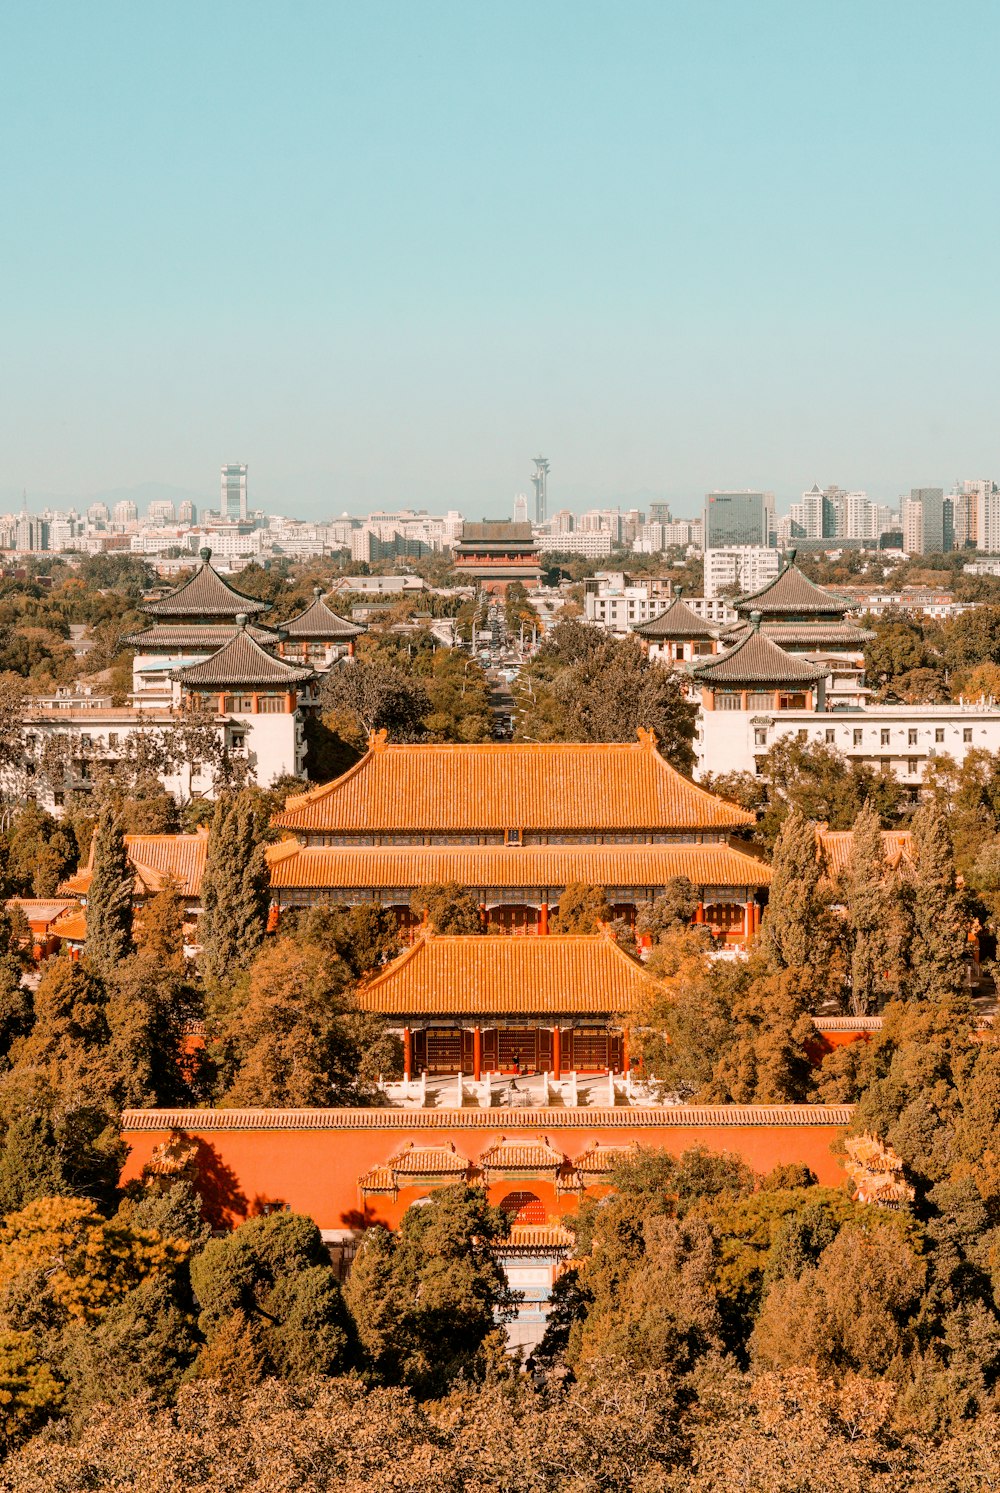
[121, 1114, 850, 1232]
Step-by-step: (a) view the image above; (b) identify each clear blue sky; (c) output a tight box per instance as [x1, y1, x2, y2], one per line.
[2, 1, 998, 518]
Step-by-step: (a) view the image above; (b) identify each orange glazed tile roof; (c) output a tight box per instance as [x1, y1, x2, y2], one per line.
[359, 1143, 471, 1192]
[272, 729, 754, 835]
[6, 897, 80, 932]
[61, 831, 211, 899]
[815, 826, 915, 879]
[479, 1136, 566, 1172]
[573, 1141, 639, 1176]
[502, 1222, 575, 1250]
[122, 1105, 856, 1131]
[48, 907, 88, 942]
[266, 839, 772, 891]
[356, 933, 652, 1016]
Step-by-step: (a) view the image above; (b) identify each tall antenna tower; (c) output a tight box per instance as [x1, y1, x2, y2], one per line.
[530, 456, 550, 524]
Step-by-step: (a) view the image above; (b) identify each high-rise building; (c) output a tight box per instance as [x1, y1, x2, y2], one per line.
[87, 502, 110, 526]
[909, 488, 946, 554]
[147, 499, 175, 524]
[112, 500, 139, 528]
[971, 480, 1000, 553]
[179, 499, 197, 525]
[530, 457, 549, 525]
[221, 463, 248, 522]
[703, 491, 774, 549]
[513, 494, 529, 525]
[844, 491, 876, 541]
[648, 502, 672, 524]
[704, 546, 782, 600]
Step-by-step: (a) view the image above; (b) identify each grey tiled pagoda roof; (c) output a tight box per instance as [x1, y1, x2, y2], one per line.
[123, 623, 280, 650]
[692, 626, 828, 686]
[718, 619, 875, 647]
[634, 595, 719, 640]
[142, 550, 270, 618]
[735, 558, 848, 618]
[174, 621, 315, 688]
[281, 589, 365, 639]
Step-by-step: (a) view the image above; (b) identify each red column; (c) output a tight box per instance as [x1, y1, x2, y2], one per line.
[403, 1026, 413, 1080]
[622, 1026, 630, 1074]
[552, 1025, 561, 1079]
[694, 902, 705, 924]
[473, 1025, 482, 1082]
[348, 640, 355, 657]
[539, 901, 549, 936]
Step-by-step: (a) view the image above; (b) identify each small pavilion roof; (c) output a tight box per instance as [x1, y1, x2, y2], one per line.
[266, 839, 772, 891]
[815, 824, 915, 879]
[61, 830, 211, 899]
[479, 1135, 566, 1173]
[271, 730, 754, 835]
[718, 619, 875, 649]
[123, 623, 280, 650]
[633, 594, 719, 640]
[692, 624, 828, 687]
[734, 556, 848, 618]
[355, 932, 652, 1016]
[142, 550, 270, 618]
[174, 620, 315, 688]
[280, 589, 365, 640]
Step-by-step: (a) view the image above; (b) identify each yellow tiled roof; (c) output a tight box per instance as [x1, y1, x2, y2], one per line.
[573, 1141, 639, 1176]
[356, 933, 651, 1015]
[816, 826, 915, 879]
[266, 839, 771, 890]
[60, 831, 211, 899]
[479, 1135, 566, 1171]
[6, 898, 80, 931]
[272, 730, 754, 835]
[502, 1222, 575, 1250]
[358, 1142, 471, 1193]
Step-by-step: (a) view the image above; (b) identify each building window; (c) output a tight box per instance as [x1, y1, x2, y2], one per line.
[908, 758, 919, 775]
[715, 693, 743, 711]
[258, 695, 285, 713]
[53, 792, 64, 807]
[754, 728, 767, 747]
[935, 728, 944, 744]
[853, 729, 863, 746]
[881, 729, 890, 746]
[108, 733, 118, 747]
[908, 729, 918, 746]
[747, 692, 773, 710]
[964, 728, 973, 743]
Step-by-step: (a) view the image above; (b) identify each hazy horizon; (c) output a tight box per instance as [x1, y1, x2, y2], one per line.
[3, 1, 998, 520]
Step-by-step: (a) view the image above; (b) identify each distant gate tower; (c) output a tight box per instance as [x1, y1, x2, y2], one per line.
[221, 463, 248, 521]
[531, 456, 550, 525]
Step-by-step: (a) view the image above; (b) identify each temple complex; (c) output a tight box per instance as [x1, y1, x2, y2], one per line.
[452, 520, 542, 592]
[276, 587, 365, 670]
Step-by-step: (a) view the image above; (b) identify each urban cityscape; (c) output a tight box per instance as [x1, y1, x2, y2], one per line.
[3, 2, 1000, 1489]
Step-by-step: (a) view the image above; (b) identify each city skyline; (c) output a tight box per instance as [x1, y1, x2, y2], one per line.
[3, 2, 1000, 517]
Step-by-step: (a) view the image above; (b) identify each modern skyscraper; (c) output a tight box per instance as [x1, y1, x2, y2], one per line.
[221, 463, 248, 521]
[703, 490, 774, 549]
[530, 457, 550, 524]
[909, 488, 946, 553]
[513, 494, 529, 525]
[178, 499, 197, 525]
[112, 499, 138, 527]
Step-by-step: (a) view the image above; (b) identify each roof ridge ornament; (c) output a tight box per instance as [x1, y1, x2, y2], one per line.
[368, 728, 389, 750]
[635, 726, 658, 748]
[750, 611, 762, 633]
[199, 547, 212, 563]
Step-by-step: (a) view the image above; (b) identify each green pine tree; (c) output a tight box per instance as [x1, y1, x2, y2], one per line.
[908, 803, 968, 999]
[758, 810, 824, 973]
[199, 792, 270, 988]
[83, 806, 134, 979]
[845, 801, 910, 1014]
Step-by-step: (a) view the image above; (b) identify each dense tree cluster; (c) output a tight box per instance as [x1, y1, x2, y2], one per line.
[513, 620, 697, 773]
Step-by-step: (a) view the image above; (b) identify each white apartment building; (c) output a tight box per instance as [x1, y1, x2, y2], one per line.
[536, 531, 615, 557]
[583, 587, 669, 634]
[697, 699, 1000, 791]
[973, 481, 1000, 554]
[704, 546, 781, 600]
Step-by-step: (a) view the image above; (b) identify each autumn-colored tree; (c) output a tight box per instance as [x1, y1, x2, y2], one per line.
[189, 1212, 351, 1382]
[319, 656, 431, 746]
[83, 804, 134, 979]
[0, 1196, 189, 1329]
[844, 801, 911, 1013]
[409, 881, 484, 935]
[0, 1330, 64, 1450]
[908, 803, 968, 999]
[553, 881, 612, 934]
[198, 791, 270, 987]
[344, 1183, 515, 1396]
[209, 935, 396, 1105]
[758, 810, 826, 975]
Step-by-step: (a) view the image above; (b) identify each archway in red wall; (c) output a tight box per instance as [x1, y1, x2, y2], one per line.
[499, 1190, 546, 1224]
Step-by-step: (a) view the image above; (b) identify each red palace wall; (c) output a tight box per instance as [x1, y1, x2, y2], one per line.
[121, 1107, 852, 1233]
